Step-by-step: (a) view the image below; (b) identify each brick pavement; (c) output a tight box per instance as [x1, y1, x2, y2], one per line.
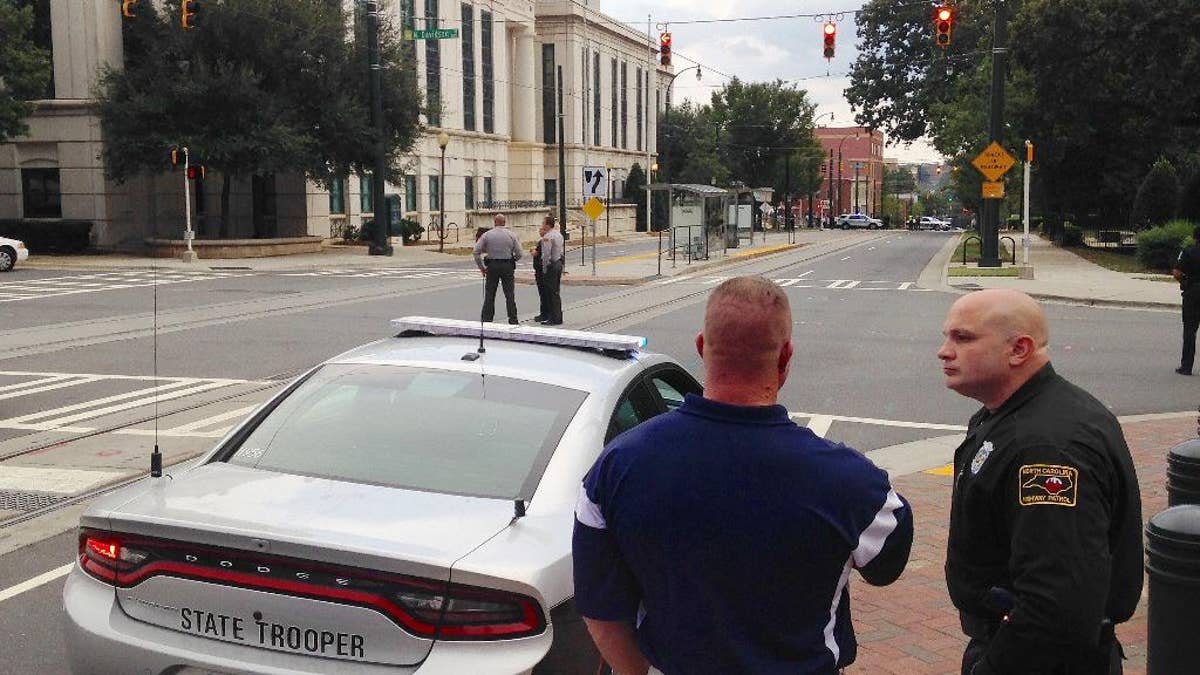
[845, 415, 1195, 674]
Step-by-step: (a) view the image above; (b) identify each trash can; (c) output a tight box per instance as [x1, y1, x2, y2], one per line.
[1167, 439, 1200, 506]
[1146, 505, 1200, 674]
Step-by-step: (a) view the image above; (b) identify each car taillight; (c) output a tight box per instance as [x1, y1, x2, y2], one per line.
[74, 528, 545, 640]
[78, 529, 150, 583]
[395, 583, 544, 639]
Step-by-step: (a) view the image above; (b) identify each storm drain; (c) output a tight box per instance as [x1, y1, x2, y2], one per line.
[0, 490, 69, 512]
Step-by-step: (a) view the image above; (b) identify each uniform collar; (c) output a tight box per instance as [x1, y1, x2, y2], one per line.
[679, 393, 792, 424]
[988, 362, 1057, 417]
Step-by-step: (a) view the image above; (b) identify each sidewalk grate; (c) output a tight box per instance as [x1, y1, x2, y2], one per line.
[0, 490, 69, 512]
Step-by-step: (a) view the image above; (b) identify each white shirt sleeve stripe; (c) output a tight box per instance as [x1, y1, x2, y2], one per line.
[574, 482, 606, 529]
[822, 558, 853, 664]
[851, 488, 903, 568]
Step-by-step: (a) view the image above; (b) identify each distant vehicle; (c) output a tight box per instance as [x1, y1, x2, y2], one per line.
[63, 317, 703, 674]
[838, 213, 883, 230]
[917, 216, 949, 231]
[0, 236, 29, 272]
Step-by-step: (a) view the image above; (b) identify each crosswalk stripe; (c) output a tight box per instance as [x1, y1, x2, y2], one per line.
[0, 563, 74, 605]
[9, 381, 239, 430]
[164, 405, 258, 434]
[0, 374, 76, 394]
[0, 465, 128, 493]
[0, 375, 103, 401]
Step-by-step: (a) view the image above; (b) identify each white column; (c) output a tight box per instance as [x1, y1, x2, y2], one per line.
[511, 29, 537, 143]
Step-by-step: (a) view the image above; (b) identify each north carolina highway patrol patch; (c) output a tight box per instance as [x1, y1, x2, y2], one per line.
[1019, 464, 1078, 507]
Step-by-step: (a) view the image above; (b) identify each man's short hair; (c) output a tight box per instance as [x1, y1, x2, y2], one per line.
[704, 277, 791, 356]
[494, 213, 507, 226]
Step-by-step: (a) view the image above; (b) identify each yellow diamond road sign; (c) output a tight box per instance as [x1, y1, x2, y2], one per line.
[581, 196, 606, 220]
[971, 141, 1017, 182]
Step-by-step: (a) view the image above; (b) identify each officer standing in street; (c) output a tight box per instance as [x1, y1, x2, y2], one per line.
[937, 289, 1143, 675]
[538, 215, 564, 325]
[472, 213, 522, 324]
[1172, 226, 1200, 375]
[531, 218, 549, 323]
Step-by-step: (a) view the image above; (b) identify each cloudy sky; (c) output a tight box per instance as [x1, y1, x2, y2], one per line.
[596, 0, 943, 164]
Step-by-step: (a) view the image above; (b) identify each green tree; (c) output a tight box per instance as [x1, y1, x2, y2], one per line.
[0, 0, 52, 143]
[624, 163, 647, 231]
[96, 0, 421, 237]
[847, 0, 1200, 228]
[1132, 157, 1181, 228]
[659, 102, 728, 186]
[709, 79, 819, 191]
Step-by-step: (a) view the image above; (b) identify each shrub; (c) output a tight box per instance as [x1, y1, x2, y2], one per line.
[396, 218, 424, 244]
[1061, 221, 1084, 247]
[1136, 219, 1195, 270]
[1132, 157, 1180, 229]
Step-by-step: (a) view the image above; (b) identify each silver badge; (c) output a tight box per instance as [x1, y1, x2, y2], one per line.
[970, 441, 994, 475]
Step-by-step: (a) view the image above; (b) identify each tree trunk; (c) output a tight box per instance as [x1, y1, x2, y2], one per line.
[220, 173, 232, 238]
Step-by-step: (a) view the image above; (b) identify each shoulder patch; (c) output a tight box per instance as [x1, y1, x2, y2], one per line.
[1019, 464, 1078, 507]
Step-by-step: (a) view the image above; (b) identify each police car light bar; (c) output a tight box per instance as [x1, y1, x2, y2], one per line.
[391, 316, 648, 352]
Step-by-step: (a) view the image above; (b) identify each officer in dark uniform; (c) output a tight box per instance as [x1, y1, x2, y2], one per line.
[937, 289, 1143, 675]
[1172, 226, 1200, 375]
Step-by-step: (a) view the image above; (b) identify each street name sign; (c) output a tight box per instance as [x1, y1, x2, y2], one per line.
[971, 141, 1017, 182]
[981, 181, 1005, 199]
[403, 28, 459, 40]
[581, 196, 606, 221]
[582, 166, 608, 199]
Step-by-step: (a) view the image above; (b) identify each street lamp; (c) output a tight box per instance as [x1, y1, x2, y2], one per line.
[804, 112, 834, 229]
[836, 132, 859, 224]
[437, 131, 450, 253]
[662, 65, 702, 186]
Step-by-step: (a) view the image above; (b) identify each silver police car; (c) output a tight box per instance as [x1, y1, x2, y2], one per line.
[63, 317, 701, 674]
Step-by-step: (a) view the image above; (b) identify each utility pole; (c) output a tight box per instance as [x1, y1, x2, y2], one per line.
[827, 150, 833, 228]
[366, 0, 391, 256]
[557, 65, 566, 237]
[979, 0, 1008, 267]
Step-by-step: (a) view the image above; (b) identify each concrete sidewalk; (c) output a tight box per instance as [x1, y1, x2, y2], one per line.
[938, 231, 1180, 309]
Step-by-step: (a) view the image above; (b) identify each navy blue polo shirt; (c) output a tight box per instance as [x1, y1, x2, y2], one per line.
[573, 394, 912, 674]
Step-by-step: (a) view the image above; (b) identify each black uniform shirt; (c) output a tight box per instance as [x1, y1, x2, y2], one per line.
[945, 364, 1143, 672]
[1175, 243, 1200, 290]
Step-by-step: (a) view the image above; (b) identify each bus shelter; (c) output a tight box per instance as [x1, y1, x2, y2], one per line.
[647, 183, 737, 264]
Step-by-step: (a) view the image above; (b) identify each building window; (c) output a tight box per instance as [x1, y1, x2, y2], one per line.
[461, 3, 475, 131]
[429, 175, 441, 210]
[610, 58, 617, 148]
[464, 176, 475, 209]
[481, 10, 494, 133]
[636, 67, 643, 152]
[329, 175, 346, 214]
[21, 168, 61, 218]
[593, 52, 601, 146]
[424, 0, 441, 126]
[581, 48, 588, 144]
[404, 175, 417, 212]
[541, 44, 556, 143]
[544, 179, 557, 206]
[483, 177, 494, 207]
[360, 173, 373, 213]
[18, 0, 53, 99]
[620, 62, 627, 149]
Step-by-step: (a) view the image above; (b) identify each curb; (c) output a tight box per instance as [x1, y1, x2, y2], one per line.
[514, 242, 806, 287]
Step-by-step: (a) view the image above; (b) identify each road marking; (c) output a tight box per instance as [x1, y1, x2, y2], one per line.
[805, 415, 834, 438]
[163, 404, 258, 435]
[840, 256, 851, 261]
[868, 246, 876, 251]
[826, 280, 861, 289]
[925, 463, 956, 476]
[0, 466, 128, 493]
[0, 563, 74, 605]
[599, 250, 658, 265]
[0, 375, 104, 401]
[0, 270, 252, 303]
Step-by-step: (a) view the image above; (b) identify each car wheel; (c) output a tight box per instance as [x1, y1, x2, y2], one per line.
[0, 247, 15, 272]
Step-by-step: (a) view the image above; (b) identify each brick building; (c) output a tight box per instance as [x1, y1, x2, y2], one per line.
[811, 126, 886, 223]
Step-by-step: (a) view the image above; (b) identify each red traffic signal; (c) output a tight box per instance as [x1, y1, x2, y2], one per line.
[823, 23, 836, 60]
[659, 32, 672, 67]
[186, 165, 206, 180]
[934, 5, 954, 48]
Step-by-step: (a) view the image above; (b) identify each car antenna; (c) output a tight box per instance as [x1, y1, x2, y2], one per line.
[462, 270, 487, 361]
[149, 265, 163, 478]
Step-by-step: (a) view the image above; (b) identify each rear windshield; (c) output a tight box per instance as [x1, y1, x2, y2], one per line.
[224, 364, 587, 499]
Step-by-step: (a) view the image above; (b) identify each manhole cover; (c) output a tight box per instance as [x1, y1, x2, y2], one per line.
[0, 490, 68, 511]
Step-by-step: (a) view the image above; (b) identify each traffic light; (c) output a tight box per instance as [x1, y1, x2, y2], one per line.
[181, 0, 199, 30]
[659, 32, 672, 67]
[121, 0, 138, 18]
[934, 5, 954, 48]
[187, 165, 206, 180]
[170, 147, 181, 167]
[822, 22, 836, 60]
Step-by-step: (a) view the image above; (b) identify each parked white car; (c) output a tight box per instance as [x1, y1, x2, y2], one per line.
[838, 213, 883, 230]
[0, 236, 29, 271]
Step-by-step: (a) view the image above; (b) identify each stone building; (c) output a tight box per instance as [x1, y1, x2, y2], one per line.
[0, 0, 667, 251]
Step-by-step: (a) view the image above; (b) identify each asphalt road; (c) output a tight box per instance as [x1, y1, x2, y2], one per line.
[0, 229, 1193, 674]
